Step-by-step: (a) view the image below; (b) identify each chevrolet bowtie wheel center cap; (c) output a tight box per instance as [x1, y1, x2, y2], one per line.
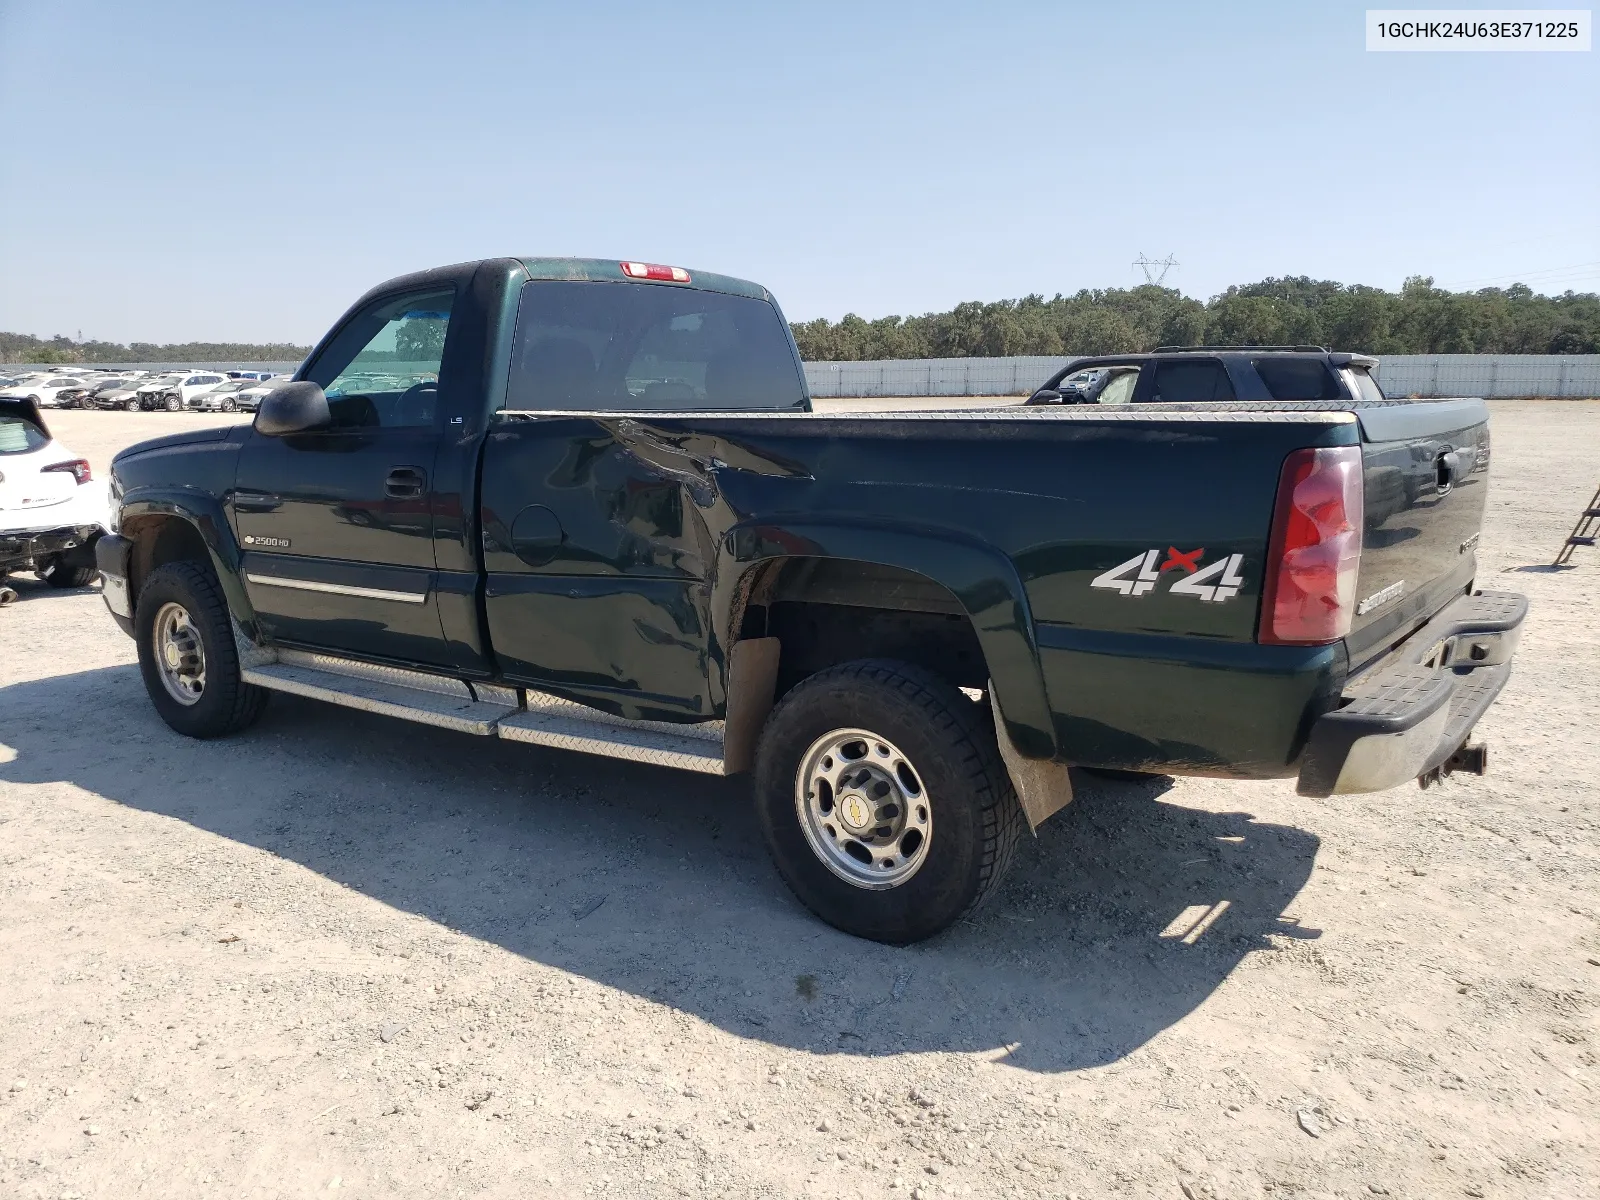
[794, 728, 933, 891]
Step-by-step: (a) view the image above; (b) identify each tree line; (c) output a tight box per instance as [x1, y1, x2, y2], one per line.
[0, 332, 310, 365]
[789, 276, 1600, 360]
[6, 275, 1599, 366]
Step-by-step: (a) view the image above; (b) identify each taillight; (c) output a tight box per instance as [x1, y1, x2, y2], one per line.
[620, 261, 691, 283]
[43, 458, 93, 485]
[1258, 446, 1364, 645]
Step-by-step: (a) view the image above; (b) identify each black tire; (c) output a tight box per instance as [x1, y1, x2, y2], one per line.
[221, 398, 237, 412]
[754, 659, 1025, 944]
[164, 395, 181, 412]
[38, 554, 97, 588]
[135, 561, 268, 738]
[125, 399, 140, 411]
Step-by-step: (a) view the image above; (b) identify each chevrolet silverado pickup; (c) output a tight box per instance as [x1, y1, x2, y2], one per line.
[95, 258, 1527, 943]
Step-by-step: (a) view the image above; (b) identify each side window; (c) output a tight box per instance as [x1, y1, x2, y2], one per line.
[1150, 359, 1236, 403]
[1095, 370, 1139, 405]
[303, 288, 455, 428]
[1253, 358, 1341, 401]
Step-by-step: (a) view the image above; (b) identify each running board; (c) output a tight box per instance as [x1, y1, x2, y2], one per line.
[497, 693, 725, 775]
[241, 649, 728, 773]
[242, 651, 513, 736]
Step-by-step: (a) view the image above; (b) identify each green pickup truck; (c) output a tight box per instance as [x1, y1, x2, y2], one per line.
[95, 257, 1526, 943]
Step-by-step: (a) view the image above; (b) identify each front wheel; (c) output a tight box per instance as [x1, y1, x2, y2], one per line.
[125, 399, 140, 411]
[135, 561, 267, 738]
[220, 398, 237, 412]
[754, 660, 1025, 944]
[164, 395, 181, 412]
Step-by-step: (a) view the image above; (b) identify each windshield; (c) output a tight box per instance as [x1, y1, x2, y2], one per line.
[504, 281, 807, 412]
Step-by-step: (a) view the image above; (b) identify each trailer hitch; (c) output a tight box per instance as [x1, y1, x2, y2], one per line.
[1418, 742, 1489, 789]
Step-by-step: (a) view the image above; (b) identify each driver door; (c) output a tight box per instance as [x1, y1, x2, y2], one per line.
[233, 288, 454, 667]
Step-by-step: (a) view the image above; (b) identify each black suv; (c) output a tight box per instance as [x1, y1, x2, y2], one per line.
[1026, 346, 1388, 406]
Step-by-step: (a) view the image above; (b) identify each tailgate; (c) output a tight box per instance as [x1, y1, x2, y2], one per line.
[1347, 398, 1490, 671]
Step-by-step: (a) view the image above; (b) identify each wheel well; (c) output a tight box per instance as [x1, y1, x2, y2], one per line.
[124, 515, 211, 603]
[735, 558, 988, 697]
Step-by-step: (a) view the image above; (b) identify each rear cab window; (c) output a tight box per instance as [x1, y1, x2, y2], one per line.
[503, 281, 807, 413]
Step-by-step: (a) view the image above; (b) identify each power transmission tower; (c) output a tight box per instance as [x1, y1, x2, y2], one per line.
[1133, 253, 1179, 286]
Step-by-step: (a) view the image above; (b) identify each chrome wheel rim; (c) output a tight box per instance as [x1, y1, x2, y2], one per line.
[153, 601, 206, 706]
[795, 728, 932, 890]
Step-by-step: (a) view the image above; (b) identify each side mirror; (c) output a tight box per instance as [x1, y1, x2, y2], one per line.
[1025, 388, 1063, 406]
[254, 381, 329, 436]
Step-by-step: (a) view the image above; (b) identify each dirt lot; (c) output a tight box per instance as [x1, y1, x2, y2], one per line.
[2, 402, 1596, 1200]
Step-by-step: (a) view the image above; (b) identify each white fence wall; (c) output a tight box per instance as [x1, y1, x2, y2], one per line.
[802, 354, 1600, 399]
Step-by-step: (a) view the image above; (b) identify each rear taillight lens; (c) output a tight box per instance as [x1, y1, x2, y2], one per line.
[43, 458, 93, 485]
[1258, 446, 1364, 645]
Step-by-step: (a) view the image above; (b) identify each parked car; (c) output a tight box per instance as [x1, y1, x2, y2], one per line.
[0, 374, 97, 409]
[94, 383, 147, 411]
[226, 370, 280, 382]
[234, 378, 289, 412]
[96, 257, 1525, 944]
[134, 371, 230, 412]
[187, 380, 254, 412]
[0, 396, 109, 588]
[1025, 363, 1141, 405]
[80, 377, 135, 408]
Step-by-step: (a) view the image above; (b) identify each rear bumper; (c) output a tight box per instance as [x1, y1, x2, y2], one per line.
[96, 532, 135, 636]
[1297, 590, 1527, 797]
[0, 523, 104, 570]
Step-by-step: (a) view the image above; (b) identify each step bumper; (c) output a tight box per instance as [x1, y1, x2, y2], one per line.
[1297, 590, 1527, 797]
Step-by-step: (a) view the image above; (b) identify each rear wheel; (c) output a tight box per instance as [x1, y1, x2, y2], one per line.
[135, 561, 267, 738]
[38, 553, 97, 589]
[754, 659, 1025, 944]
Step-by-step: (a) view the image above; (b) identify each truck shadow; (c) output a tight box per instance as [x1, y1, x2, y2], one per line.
[0, 665, 1320, 1075]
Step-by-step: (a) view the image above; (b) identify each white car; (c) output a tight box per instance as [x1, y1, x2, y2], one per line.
[187, 379, 255, 412]
[235, 378, 290, 412]
[134, 371, 230, 412]
[0, 374, 97, 409]
[0, 397, 110, 591]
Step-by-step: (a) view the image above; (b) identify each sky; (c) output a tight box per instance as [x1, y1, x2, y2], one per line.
[0, 0, 1596, 344]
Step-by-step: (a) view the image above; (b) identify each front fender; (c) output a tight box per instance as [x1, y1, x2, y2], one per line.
[118, 488, 257, 631]
[722, 518, 1057, 759]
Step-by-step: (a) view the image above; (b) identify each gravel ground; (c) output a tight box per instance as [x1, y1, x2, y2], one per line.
[1, 401, 1596, 1200]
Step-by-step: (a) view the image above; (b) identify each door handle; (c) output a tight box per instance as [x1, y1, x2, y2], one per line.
[385, 467, 427, 500]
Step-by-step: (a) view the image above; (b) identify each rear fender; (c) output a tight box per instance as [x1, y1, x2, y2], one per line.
[722, 519, 1056, 759]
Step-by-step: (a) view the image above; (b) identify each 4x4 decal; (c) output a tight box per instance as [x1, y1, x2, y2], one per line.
[1091, 547, 1246, 603]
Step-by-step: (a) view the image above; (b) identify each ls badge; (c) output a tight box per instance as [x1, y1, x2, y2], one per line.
[1091, 547, 1246, 603]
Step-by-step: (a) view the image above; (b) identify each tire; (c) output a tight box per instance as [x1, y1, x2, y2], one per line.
[135, 561, 268, 738]
[754, 659, 1025, 944]
[164, 395, 181, 412]
[125, 399, 140, 411]
[38, 554, 97, 589]
[221, 398, 237, 412]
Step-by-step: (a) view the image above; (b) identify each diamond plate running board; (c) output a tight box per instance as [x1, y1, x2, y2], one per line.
[497, 691, 726, 775]
[242, 650, 514, 736]
[241, 650, 728, 772]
